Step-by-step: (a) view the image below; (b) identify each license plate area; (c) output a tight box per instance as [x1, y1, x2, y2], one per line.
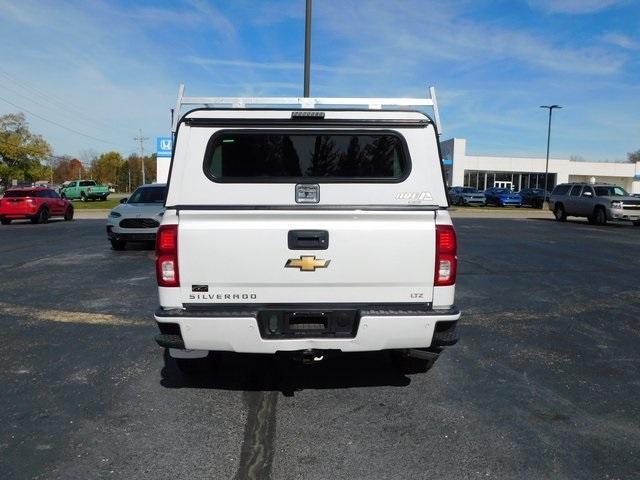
[257, 309, 359, 339]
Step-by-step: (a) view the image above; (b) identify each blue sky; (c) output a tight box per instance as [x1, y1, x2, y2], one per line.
[0, 0, 638, 161]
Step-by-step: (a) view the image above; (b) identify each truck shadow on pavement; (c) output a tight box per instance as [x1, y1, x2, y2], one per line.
[160, 350, 413, 396]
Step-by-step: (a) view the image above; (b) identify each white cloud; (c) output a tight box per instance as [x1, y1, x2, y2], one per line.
[317, 0, 625, 76]
[527, 0, 625, 14]
[185, 56, 377, 75]
[602, 33, 639, 50]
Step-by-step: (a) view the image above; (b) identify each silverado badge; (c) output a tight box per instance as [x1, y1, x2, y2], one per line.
[285, 256, 330, 272]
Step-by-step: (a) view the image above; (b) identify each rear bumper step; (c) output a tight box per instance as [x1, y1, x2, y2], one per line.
[154, 305, 460, 353]
[155, 333, 185, 349]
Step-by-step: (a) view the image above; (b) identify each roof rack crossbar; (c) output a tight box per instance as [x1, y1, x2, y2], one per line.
[172, 84, 442, 134]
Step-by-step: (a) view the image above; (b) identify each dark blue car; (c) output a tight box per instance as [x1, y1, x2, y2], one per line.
[484, 188, 522, 207]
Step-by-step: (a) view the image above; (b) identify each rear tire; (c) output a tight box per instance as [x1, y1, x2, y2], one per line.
[110, 239, 126, 250]
[64, 207, 74, 221]
[593, 207, 607, 226]
[0, 218, 11, 225]
[633, 221, 640, 227]
[390, 350, 438, 374]
[34, 208, 49, 224]
[174, 353, 214, 375]
[554, 204, 567, 222]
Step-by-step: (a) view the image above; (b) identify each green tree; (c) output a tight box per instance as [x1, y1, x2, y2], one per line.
[53, 156, 87, 184]
[117, 154, 157, 192]
[0, 113, 52, 185]
[90, 151, 125, 185]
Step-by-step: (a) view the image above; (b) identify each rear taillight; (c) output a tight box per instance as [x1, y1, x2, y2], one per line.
[434, 224, 457, 286]
[156, 224, 179, 287]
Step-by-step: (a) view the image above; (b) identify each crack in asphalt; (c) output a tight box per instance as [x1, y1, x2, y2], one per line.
[233, 391, 278, 480]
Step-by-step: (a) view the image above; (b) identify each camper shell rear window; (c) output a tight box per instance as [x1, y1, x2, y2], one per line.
[203, 130, 410, 183]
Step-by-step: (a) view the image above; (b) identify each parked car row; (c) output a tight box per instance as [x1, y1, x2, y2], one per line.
[448, 186, 551, 208]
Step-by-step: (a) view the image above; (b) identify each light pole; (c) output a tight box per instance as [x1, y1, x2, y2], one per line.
[540, 105, 562, 207]
[303, 0, 312, 97]
[134, 129, 149, 186]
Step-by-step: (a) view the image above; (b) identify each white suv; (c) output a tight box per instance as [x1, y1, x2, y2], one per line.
[154, 97, 460, 374]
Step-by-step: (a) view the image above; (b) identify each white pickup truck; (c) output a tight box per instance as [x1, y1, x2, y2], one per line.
[154, 92, 460, 374]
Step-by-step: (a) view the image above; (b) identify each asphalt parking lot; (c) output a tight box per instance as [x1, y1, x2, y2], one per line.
[1, 216, 639, 480]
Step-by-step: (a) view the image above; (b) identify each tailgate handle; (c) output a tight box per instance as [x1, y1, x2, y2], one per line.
[288, 230, 329, 250]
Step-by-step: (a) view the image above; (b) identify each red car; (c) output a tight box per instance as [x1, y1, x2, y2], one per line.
[0, 187, 74, 225]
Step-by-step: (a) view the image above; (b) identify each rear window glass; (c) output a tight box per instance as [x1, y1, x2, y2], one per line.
[79, 181, 96, 187]
[204, 131, 408, 182]
[3, 190, 33, 197]
[552, 185, 570, 195]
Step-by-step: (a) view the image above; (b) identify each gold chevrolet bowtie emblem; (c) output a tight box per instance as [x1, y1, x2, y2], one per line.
[285, 255, 330, 272]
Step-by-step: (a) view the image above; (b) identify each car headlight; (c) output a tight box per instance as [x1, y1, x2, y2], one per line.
[109, 211, 122, 218]
[611, 201, 623, 209]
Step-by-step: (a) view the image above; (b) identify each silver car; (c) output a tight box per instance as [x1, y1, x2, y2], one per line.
[549, 182, 640, 226]
[107, 184, 167, 250]
[448, 186, 487, 206]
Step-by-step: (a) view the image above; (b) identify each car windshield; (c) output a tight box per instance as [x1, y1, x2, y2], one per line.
[531, 189, 544, 194]
[494, 189, 511, 194]
[127, 186, 167, 204]
[461, 188, 478, 193]
[3, 190, 34, 197]
[594, 186, 629, 197]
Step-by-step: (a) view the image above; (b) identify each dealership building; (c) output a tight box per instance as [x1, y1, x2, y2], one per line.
[440, 138, 640, 194]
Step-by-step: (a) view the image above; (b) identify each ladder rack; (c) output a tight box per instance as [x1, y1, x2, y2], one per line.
[172, 84, 441, 134]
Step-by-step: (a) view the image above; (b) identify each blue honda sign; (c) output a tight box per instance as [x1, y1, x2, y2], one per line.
[156, 137, 172, 157]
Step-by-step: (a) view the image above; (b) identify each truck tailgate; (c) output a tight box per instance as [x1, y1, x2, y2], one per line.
[177, 209, 436, 305]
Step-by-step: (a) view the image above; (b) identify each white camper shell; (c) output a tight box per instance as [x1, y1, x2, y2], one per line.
[155, 88, 460, 373]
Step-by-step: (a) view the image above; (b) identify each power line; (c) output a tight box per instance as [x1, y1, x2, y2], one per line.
[0, 68, 132, 136]
[0, 138, 68, 161]
[0, 94, 123, 147]
[0, 79, 131, 139]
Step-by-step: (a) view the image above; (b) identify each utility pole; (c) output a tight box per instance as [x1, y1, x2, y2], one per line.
[540, 105, 562, 208]
[134, 129, 149, 185]
[303, 0, 312, 97]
